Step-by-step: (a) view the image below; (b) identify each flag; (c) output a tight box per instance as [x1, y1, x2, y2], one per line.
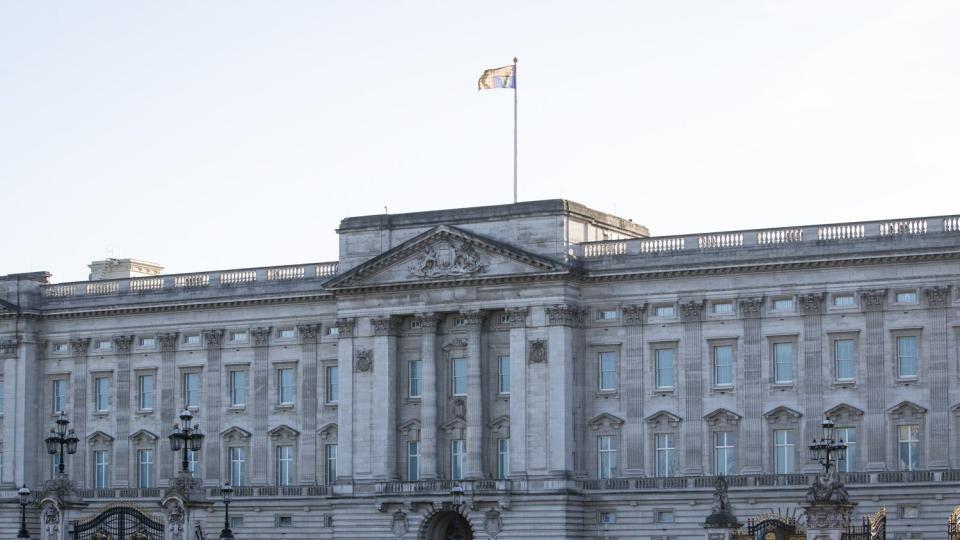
[478, 64, 516, 90]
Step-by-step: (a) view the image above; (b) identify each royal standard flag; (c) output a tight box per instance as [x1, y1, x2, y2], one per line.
[478, 64, 516, 90]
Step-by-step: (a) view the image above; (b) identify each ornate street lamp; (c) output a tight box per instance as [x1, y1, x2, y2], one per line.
[807, 416, 850, 503]
[219, 482, 235, 539]
[450, 484, 465, 510]
[17, 485, 30, 539]
[44, 413, 79, 476]
[168, 409, 204, 475]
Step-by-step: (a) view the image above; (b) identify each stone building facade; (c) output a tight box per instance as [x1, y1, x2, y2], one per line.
[1, 199, 960, 539]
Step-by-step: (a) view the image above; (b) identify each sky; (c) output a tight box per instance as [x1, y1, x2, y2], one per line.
[2, 1, 958, 282]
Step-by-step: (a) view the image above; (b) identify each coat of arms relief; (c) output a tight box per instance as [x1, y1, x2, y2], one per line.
[408, 239, 488, 278]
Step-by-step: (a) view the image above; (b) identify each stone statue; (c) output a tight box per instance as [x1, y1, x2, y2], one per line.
[703, 475, 740, 529]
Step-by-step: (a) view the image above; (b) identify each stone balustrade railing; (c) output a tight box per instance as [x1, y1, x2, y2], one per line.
[376, 479, 510, 494]
[579, 469, 959, 491]
[578, 214, 960, 258]
[42, 262, 339, 299]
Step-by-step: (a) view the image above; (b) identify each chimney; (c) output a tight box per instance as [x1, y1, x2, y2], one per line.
[88, 258, 163, 281]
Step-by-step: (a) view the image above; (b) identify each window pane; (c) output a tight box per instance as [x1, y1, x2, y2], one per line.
[599, 352, 617, 390]
[836, 427, 856, 472]
[498, 356, 510, 394]
[656, 349, 674, 388]
[325, 444, 338, 485]
[774, 343, 793, 383]
[655, 433, 675, 477]
[713, 346, 733, 386]
[897, 337, 918, 377]
[452, 358, 467, 395]
[835, 340, 855, 380]
[408, 442, 419, 480]
[451, 440, 465, 480]
[278, 368, 295, 404]
[184, 372, 200, 408]
[774, 429, 795, 474]
[408, 360, 422, 397]
[139, 375, 154, 409]
[231, 371, 247, 406]
[898, 424, 920, 471]
[714, 431, 734, 475]
[327, 366, 339, 402]
[498, 438, 510, 479]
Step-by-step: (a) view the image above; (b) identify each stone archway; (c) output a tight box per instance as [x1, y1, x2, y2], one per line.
[421, 510, 474, 540]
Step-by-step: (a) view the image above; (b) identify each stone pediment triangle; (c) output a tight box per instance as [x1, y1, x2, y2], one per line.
[703, 408, 742, 423]
[267, 424, 300, 438]
[318, 422, 338, 435]
[398, 419, 421, 432]
[825, 403, 864, 419]
[488, 415, 511, 429]
[644, 410, 682, 425]
[87, 430, 115, 444]
[763, 405, 802, 422]
[221, 426, 252, 440]
[325, 225, 570, 289]
[887, 400, 927, 416]
[128, 429, 158, 442]
[587, 412, 625, 429]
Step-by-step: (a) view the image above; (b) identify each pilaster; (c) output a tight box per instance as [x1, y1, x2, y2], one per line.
[372, 316, 401, 480]
[335, 318, 356, 482]
[504, 307, 528, 479]
[158, 333, 178, 482]
[544, 304, 579, 476]
[69, 338, 91, 487]
[622, 303, 647, 476]
[799, 293, 825, 473]
[416, 313, 441, 480]
[250, 326, 271, 485]
[738, 297, 763, 474]
[297, 324, 321, 483]
[859, 289, 887, 471]
[463, 310, 486, 479]
[111, 335, 134, 487]
[680, 300, 705, 475]
[202, 329, 224, 485]
[923, 285, 950, 468]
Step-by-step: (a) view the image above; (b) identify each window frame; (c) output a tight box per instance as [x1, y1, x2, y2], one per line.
[137, 448, 154, 488]
[136, 372, 156, 411]
[713, 431, 735, 476]
[229, 446, 247, 486]
[653, 346, 676, 391]
[229, 369, 248, 408]
[497, 438, 510, 480]
[654, 433, 676, 477]
[773, 428, 796, 474]
[408, 359, 422, 398]
[325, 364, 339, 404]
[832, 336, 857, 383]
[93, 450, 110, 489]
[598, 351, 618, 392]
[497, 355, 510, 395]
[276, 445, 293, 486]
[897, 424, 920, 471]
[711, 342, 735, 389]
[451, 357, 468, 396]
[451, 439, 466, 481]
[94, 375, 111, 413]
[771, 339, 796, 385]
[276, 366, 296, 406]
[182, 370, 202, 410]
[324, 443, 338, 485]
[407, 441, 420, 481]
[894, 333, 920, 380]
[597, 434, 617, 479]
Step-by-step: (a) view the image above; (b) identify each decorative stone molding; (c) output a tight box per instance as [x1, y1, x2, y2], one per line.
[444, 338, 468, 350]
[69, 337, 91, 356]
[799, 292, 826, 315]
[887, 400, 927, 421]
[355, 349, 373, 372]
[41, 501, 62, 540]
[0, 340, 16, 359]
[825, 403, 864, 425]
[202, 329, 224, 347]
[335, 318, 355, 337]
[528, 339, 546, 363]
[621, 303, 648, 325]
[587, 412, 625, 432]
[251, 326, 272, 346]
[267, 424, 300, 443]
[391, 510, 409, 539]
[484, 508, 503, 539]
[157, 333, 179, 352]
[162, 498, 186, 540]
[318, 422, 338, 442]
[502, 307, 528, 328]
[489, 415, 510, 438]
[398, 419, 421, 441]
[459, 309, 485, 327]
[545, 304, 582, 326]
[112, 335, 134, 353]
[923, 285, 950, 308]
[297, 324, 321, 342]
[129, 429, 159, 444]
[703, 408, 742, 428]
[738, 297, 764, 318]
[680, 300, 705, 322]
[371, 316, 402, 336]
[859, 289, 887, 312]
[221, 426, 252, 444]
[644, 410, 682, 429]
[413, 313, 441, 330]
[86, 431, 115, 448]
[441, 416, 466, 438]
[804, 502, 854, 530]
[452, 397, 467, 419]
[763, 405, 802, 425]
[408, 238, 488, 278]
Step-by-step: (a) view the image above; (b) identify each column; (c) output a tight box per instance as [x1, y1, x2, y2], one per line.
[335, 318, 356, 482]
[0, 341, 16, 485]
[372, 316, 400, 480]
[623, 304, 647, 476]
[737, 297, 763, 474]
[544, 304, 578, 476]
[69, 338, 91, 486]
[250, 326, 271, 485]
[923, 286, 950, 469]
[112, 335, 134, 487]
[158, 333, 178, 482]
[7, 334, 42, 487]
[202, 329, 224, 485]
[860, 289, 887, 471]
[800, 293, 825, 473]
[416, 313, 441, 479]
[505, 308, 528, 479]
[680, 300, 705, 475]
[297, 324, 321, 483]
[463, 310, 486, 479]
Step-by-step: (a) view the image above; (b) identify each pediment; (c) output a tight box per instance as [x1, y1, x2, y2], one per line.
[763, 405, 802, 424]
[221, 426, 252, 442]
[318, 422, 338, 441]
[703, 408, 742, 426]
[825, 403, 864, 423]
[87, 431, 115, 445]
[489, 415, 511, 437]
[324, 226, 570, 290]
[644, 410, 682, 428]
[588, 412, 625, 431]
[129, 429, 158, 443]
[887, 401, 927, 418]
[268, 424, 300, 440]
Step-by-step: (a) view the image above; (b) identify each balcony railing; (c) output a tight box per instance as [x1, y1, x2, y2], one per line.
[579, 470, 955, 491]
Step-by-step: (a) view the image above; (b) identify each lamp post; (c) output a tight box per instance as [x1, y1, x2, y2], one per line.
[17, 485, 30, 539]
[450, 484, 465, 511]
[168, 409, 204, 475]
[44, 413, 79, 476]
[809, 417, 847, 478]
[219, 483, 234, 539]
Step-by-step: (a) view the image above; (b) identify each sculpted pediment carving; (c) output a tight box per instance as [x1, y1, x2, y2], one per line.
[825, 403, 864, 424]
[221, 426, 252, 443]
[588, 412, 625, 431]
[703, 408, 742, 427]
[763, 405, 802, 425]
[644, 410, 682, 429]
[887, 400, 927, 420]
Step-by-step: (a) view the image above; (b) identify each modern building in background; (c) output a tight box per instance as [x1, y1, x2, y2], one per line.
[2, 199, 959, 539]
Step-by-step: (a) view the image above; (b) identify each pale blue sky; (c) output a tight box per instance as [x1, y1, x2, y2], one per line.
[2, 1, 958, 282]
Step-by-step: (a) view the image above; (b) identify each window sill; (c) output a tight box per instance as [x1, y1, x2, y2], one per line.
[93, 411, 110, 417]
[895, 378, 919, 386]
[323, 402, 338, 409]
[771, 383, 795, 390]
[274, 404, 295, 412]
[596, 390, 619, 398]
[186, 406, 200, 413]
[228, 406, 246, 413]
[653, 388, 675, 396]
[496, 393, 510, 401]
[135, 409, 154, 416]
[832, 380, 856, 389]
[406, 396, 422, 403]
[710, 386, 735, 395]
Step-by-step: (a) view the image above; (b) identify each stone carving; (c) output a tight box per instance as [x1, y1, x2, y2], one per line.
[502, 307, 528, 328]
[335, 318, 356, 337]
[40, 475, 82, 505]
[251, 326, 272, 346]
[409, 239, 487, 278]
[391, 510, 409, 539]
[545, 304, 582, 326]
[202, 329, 224, 347]
[0, 340, 16, 358]
[372, 316, 402, 336]
[459, 310, 485, 327]
[484, 508, 504, 538]
[414, 313, 441, 330]
[859, 289, 886, 311]
[447, 338, 468, 349]
[297, 324, 321, 342]
[41, 502, 61, 540]
[799, 292, 825, 314]
[157, 333, 179, 352]
[112, 335, 134, 353]
[69, 337, 91, 356]
[528, 339, 546, 363]
[355, 349, 373, 372]
[680, 300, 705, 322]
[703, 475, 740, 529]
[923, 285, 950, 308]
[804, 503, 852, 529]
[452, 398, 467, 419]
[621, 303, 647, 324]
[738, 297, 764, 318]
[162, 497, 186, 540]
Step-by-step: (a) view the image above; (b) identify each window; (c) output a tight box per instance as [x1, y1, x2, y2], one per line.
[898, 424, 920, 471]
[229, 516, 244, 529]
[327, 326, 339, 337]
[326, 366, 339, 403]
[52, 453, 62, 475]
[598, 435, 617, 479]
[654, 304, 675, 317]
[278, 328, 296, 339]
[277, 368, 295, 405]
[230, 331, 247, 342]
[596, 309, 618, 321]
[897, 336, 918, 378]
[713, 302, 733, 314]
[0, 381, 4, 415]
[835, 339, 855, 381]
[230, 371, 247, 407]
[139, 337, 155, 348]
[94, 450, 109, 488]
[497, 438, 510, 479]
[96, 340, 112, 351]
[655, 433, 676, 477]
[895, 291, 918, 304]
[598, 512, 616, 525]
[408, 360, 422, 398]
[52, 379, 67, 413]
[454, 317, 466, 326]
[408, 442, 420, 480]
[655, 349, 674, 389]
[410, 319, 424, 329]
[138, 374, 155, 410]
[713, 345, 733, 387]
[772, 298, 794, 311]
[774, 429, 796, 474]
[276, 446, 293, 486]
[598, 352, 617, 391]
[714, 432, 735, 475]
[53, 343, 69, 353]
[498, 355, 510, 394]
[230, 447, 247, 486]
[451, 439, 466, 480]
[656, 510, 675, 523]
[451, 358, 467, 395]
[773, 342, 794, 384]
[187, 449, 199, 476]
[836, 427, 856, 472]
[184, 334, 201, 345]
[137, 449, 154, 488]
[834, 294, 855, 307]
[183, 372, 201, 408]
[325, 444, 337, 485]
[95, 376, 111, 412]
[277, 516, 293, 528]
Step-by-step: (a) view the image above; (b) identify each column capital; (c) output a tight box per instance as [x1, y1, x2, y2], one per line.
[297, 324, 321, 342]
[799, 292, 825, 315]
[0, 340, 17, 359]
[202, 329, 224, 347]
[503, 307, 528, 328]
[69, 337, 91, 356]
[111, 335, 134, 353]
[679, 299, 705, 322]
[371, 316, 402, 336]
[157, 332, 179, 352]
[335, 318, 356, 338]
[737, 297, 764, 319]
[251, 326, 272, 346]
[859, 289, 887, 312]
[545, 304, 582, 326]
[621, 303, 648, 325]
[923, 285, 951, 308]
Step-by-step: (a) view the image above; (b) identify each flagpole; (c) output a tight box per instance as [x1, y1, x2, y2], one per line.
[513, 57, 518, 204]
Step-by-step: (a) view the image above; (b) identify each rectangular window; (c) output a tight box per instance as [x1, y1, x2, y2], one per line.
[408, 360, 422, 398]
[451, 358, 468, 395]
[327, 326, 339, 337]
[834, 295, 855, 307]
[774, 429, 796, 474]
[94, 450, 109, 488]
[498, 355, 510, 394]
[278, 328, 296, 339]
[772, 298, 794, 311]
[654, 304, 675, 317]
[897, 336, 918, 378]
[184, 334, 201, 345]
[52, 379, 67, 413]
[656, 510, 675, 523]
[895, 291, 918, 304]
[276, 446, 292, 486]
[230, 447, 247, 486]
[655, 349, 674, 389]
[835, 339, 855, 381]
[713, 302, 733, 314]
[52, 453, 62, 475]
[898, 424, 920, 471]
[53, 343, 69, 353]
[454, 317, 466, 326]
[138, 374, 155, 410]
[655, 433, 676, 477]
[183, 372, 201, 408]
[598, 352, 617, 391]
[96, 340, 112, 351]
[773, 342, 794, 384]
[325, 444, 338, 485]
[451, 439, 466, 480]
[408, 442, 420, 481]
[714, 431, 735, 475]
[230, 331, 247, 342]
[137, 449, 154, 488]
[497, 438, 510, 479]
[230, 371, 247, 407]
[713, 345, 733, 387]
[277, 368, 295, 405]
[187, 449, 199, 476]
[139, 337, 155, 348]
[836, 427, 856, 473]
[326, 366, 339, 403]
[95, 376, 111, 412]
[598, 435, 617, 479]
[596, 309, 618, 321]
[277, 516, 293, 528]
[0, 381, 4, 415]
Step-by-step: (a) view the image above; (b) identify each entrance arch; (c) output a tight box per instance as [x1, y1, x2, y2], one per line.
[420, 510, 475, 540]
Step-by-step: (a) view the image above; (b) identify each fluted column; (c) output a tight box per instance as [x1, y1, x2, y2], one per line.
[800, 293, 825, 473]
[111, 335, 134, 487]
[738, 297, 763, 474]
[924, 286, 950, 469]
[298, 324, 321, 483]
[463, 310, 486, 479]
[680, 300, 705, 475]
[372, 316, 401, 480]
[0, 340, 18, 485]
[70, 338, 92, 486]
[335, 318, 356, 482]
[622, 304, 647, 476]
[860, 289, 887, 471]
[544, 304, 579, 476]
[416, 314, 441, 479]
[251, 327, 271, 485]
[504, 308, 528, 479]
[158, 333, 178, 482]
[202, 329, 224, 485]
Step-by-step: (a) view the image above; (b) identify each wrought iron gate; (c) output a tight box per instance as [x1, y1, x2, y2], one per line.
[949, 505, 960, 540]
[842, 508, 886, 540]
[73, 503, 165, 540]
[733, 514, 805, 540]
